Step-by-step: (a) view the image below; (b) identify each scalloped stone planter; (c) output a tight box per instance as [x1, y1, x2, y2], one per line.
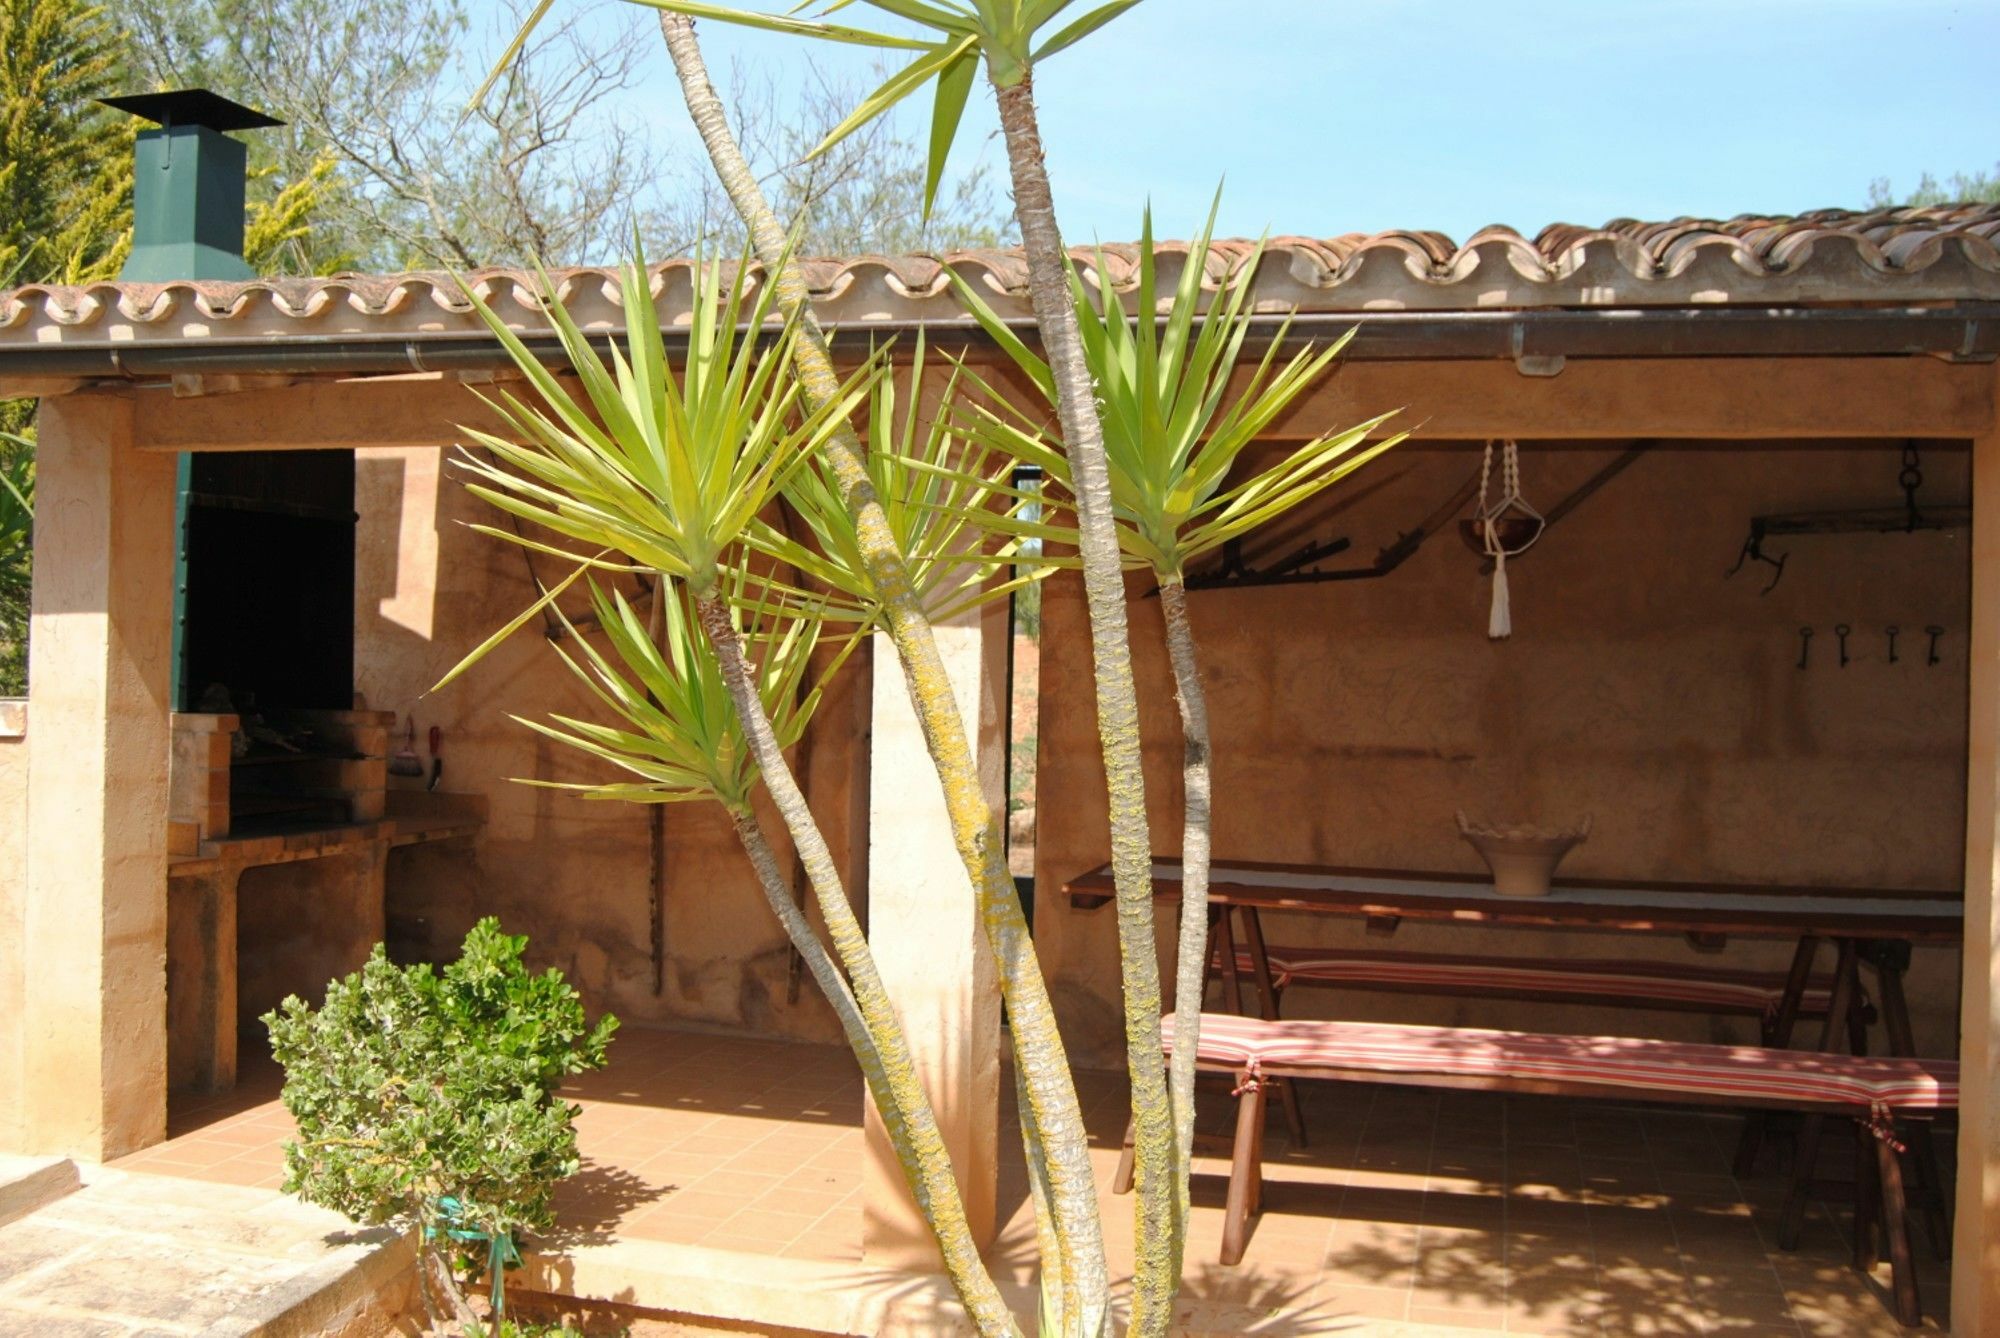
[1455, 812, 1592, 897]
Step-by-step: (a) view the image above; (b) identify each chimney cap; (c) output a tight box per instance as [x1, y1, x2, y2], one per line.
[99, 89, 284, 133]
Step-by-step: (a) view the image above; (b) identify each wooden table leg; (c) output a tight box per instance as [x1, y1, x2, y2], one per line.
[1221, 1073, 1268, 1266]
[1853, 1116, 1882, 1273]
[1870, 946, 1952, 1259]
[1237, 907, 1307, 1148]
[1779, 939, 1859, 1251]
[1736, 934, 1820, 1177]
[1239, 906, 1282, 1022]
[1876, 1126, 1923, 1328]
[1217, 908, 1244, 1015]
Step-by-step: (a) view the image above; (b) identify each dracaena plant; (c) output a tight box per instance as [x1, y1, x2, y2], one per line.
[476, 2, 1164, 1331]
[437, 250, 1022, 1333]
[753, 332, 1065, 626]
[953, 203, 1406, 1221]
[632, 7, 1170, 1328]
[649, 20, 1116, 1334]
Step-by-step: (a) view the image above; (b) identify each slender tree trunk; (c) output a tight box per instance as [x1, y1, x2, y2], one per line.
[1156, 576, 1211, 1256]
[695, 593, 1018, 1338]
[658, 16, 1108, 1331]
[725, 802, 1017, 1337]
[990, 72, 1178, 1335]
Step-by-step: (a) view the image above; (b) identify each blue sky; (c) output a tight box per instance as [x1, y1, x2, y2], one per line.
[582, 0, 2000, 244]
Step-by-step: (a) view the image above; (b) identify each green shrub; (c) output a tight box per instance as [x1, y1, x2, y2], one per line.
[264, 918, 617, 1329]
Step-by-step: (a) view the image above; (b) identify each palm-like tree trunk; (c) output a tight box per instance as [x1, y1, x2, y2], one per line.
[725, 800, 1018, 1337]
[694, 591, 1018, 1338]
[1156, 577, 1211, 1244]
[659, 16, 1108, 1331]
[990, 73, 1178, 1336]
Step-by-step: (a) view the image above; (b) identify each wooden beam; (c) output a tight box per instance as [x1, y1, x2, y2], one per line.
[1251, 356, 1997, 442]
[129, 372, 546, 452]
[125, 356, 1999, 453]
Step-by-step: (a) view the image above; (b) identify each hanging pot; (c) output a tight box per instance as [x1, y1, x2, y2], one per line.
[1458, 515, 1545, 556]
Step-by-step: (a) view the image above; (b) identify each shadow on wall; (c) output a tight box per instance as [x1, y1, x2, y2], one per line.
[349, 447, 854, 1045]
[1031, 441, 1973, 1067]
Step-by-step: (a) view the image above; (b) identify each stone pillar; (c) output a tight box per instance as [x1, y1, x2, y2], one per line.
[1959, 394, 2000, 1334]
[21, 396, 176, 1160]
[860, 601, 1007, 1268]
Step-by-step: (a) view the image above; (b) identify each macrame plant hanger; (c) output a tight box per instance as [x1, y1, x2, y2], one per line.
[1475, 439, 1543, 639]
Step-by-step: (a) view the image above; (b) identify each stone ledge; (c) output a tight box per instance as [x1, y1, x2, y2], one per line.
[0, 1155, 79, 1228]
[519, 1237, 986, 1337]
[195, 1224, 415, 1338]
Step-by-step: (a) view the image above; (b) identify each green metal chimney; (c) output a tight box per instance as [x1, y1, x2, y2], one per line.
[102, 90, 285, 706]
[102, 90, 282, 283]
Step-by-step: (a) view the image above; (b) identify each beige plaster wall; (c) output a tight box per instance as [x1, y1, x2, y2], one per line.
[1032, 442, 1973, 1066]
[351, 448, 865, 1042]
[234, 851, 388, 1034]
[0, 702, 26, 1148]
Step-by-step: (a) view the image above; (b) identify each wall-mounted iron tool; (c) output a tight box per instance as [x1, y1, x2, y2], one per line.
[1886, 626, 1900, 664]
[1927, 626, 1945, 667]
[1797, 626, 1813, 670]
[1727, 444, 1968, 596]
[1728, 532, 1789, 595]
[1835, 624, 1851, 667]
[1180, 533, 1355, 591]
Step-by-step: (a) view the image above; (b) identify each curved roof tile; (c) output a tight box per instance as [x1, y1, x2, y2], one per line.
[3, 203, 1996, 346]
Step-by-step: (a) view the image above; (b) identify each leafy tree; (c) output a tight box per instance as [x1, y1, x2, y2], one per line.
[263, 919, 616, 1332]
[127, 0, 1013, 270]
[1868, 164, 2000, 208]
[0, 436, 30, 696]
[0, 0, 130, 292]
[775, 65, 1013, 254]
[0, 0, 127, 693]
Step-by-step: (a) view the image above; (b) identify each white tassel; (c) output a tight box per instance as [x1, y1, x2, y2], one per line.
[1488, 549, 1512, 639]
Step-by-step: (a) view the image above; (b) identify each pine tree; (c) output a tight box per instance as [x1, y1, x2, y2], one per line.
[0, 0, 132, 693]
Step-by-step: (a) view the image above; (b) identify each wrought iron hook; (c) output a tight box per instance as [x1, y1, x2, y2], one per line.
[1726, 524, 1787, 594]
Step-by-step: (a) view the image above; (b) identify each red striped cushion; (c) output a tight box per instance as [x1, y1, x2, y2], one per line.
[1224, 947, 1836, 1015]
[1162, 1013, 1957, 1114]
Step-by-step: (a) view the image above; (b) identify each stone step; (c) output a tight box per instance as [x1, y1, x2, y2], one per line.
[0, 1154, 81, 1228]
[0, 1164, 413, 1336]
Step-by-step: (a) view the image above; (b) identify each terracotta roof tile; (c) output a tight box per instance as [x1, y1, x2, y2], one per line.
[3, 204, 1996, 348]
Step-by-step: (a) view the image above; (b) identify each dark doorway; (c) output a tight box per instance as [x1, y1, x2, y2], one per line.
[178, 450, 356, 713]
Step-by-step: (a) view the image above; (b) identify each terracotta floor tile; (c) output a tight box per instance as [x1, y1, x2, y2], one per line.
[123, 1027, 1939, 1333]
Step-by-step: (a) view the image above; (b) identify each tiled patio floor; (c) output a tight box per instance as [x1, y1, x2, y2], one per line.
[114, 1025, 1950, 1335]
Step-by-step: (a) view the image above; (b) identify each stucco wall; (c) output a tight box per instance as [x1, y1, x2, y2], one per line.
[1031, 441, 1972, 1065]
[0, 701, 25, 1148]
[351, 448, 865, 1042]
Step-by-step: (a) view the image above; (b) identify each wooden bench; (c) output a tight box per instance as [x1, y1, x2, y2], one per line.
[1215, 943, 1853, 1034]
[1117, 1012, 1957, 1327]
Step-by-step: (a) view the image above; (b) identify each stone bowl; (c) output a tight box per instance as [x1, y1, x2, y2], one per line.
[1455, 812, 1592, 897]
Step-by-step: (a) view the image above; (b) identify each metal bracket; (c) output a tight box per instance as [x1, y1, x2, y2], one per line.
[1510, 322, 1566, 377]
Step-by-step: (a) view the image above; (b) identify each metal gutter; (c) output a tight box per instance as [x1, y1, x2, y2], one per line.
[1, 305, 1996, 381]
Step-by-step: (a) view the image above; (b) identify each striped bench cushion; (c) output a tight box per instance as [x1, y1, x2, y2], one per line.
[1226, 947, 1839, 1016]
[1163, 1012, 1957, 1116]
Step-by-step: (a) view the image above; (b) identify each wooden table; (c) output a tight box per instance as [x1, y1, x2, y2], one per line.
[1062, 857, 1964, 1249]
[1059, 858, 1963, 944]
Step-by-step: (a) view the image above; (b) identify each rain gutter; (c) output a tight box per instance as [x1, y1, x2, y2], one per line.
[3, 304, 1996, 383]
